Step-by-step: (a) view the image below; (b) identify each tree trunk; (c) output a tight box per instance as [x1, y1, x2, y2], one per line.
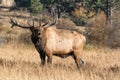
[54, 6, 61, 19]
[106, 0, 112, 27]
[57, 7, 61, 18]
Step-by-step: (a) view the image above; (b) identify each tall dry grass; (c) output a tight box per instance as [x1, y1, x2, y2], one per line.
[0, 42, 120, 80]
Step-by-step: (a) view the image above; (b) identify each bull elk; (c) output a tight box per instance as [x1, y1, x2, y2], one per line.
[9, 17, 86, 68]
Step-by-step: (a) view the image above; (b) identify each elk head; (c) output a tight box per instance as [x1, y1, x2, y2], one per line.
[9, 16, 57, 44]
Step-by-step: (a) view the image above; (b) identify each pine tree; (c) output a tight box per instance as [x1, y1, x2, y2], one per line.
[30, 0, 43, 13]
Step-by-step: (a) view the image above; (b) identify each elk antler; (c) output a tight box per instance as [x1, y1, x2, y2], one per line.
[9, 17, 34, 29]
[37, 15, 48, 27]
[48, 8, 57, 26]
[9, 17, 17, 28]
[27, 17, 35, 27]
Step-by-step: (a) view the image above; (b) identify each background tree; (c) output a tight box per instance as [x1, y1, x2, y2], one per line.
[29, 0, 43, 13]
[83, 0, 120, 24]
[15, 0, 30, 8]
[14, 0, 120, 26]
[40, 0, 78, 18]
[15, 0, 43, 13]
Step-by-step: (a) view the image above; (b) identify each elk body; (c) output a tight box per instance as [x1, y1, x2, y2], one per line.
[10, 18, 86, 68]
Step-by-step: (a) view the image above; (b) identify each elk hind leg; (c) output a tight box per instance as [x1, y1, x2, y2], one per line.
[47, 54, 52, 64]
[72, 52, 84, 68]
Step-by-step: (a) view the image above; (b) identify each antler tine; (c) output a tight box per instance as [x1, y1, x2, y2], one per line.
[38, 18, 41, 27]
[40, 15, 42, 26]
[40, 14, 48, 27]
[14, 19, 18, 24]
[9, 17, 32, 29]
[51, 15, 57, 26]
[48, 7, 57, 27]
[38, 15, 44, 27]
[27, 18, 32, 27]
[9, 17, 14, 28]
[49, 13, 57, 26]
[9, 17, 17, 28]
[27, 17, 35, 27]
[42, 22, 48, 27]
[9, 11, 24, 28]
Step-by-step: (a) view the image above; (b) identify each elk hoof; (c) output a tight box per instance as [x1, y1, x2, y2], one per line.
[80, 58, 84, 65]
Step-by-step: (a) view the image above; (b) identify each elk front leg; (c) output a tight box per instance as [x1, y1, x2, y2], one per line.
[40, 52, 46, 65]
[35, 46, 46, 65]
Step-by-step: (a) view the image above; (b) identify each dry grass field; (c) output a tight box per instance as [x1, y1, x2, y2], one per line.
[0, 11, 120, 80]
[0, 42, 120, 80]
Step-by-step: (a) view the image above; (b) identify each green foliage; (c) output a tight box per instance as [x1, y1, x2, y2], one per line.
[84, 0, 106, 15]
[41, 0, 77, 17]
[30, 0, 43, 13]
[111, 0, 120, 10]
[15, 0, 30, 8]
[15, 0, 43, 13]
